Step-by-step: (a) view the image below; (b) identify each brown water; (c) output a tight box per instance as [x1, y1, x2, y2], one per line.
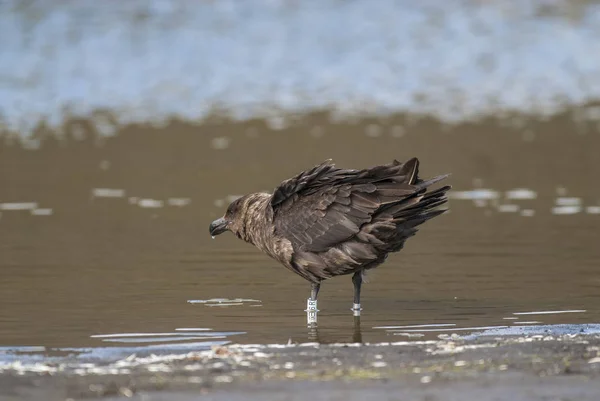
[1, 113, 600, 352]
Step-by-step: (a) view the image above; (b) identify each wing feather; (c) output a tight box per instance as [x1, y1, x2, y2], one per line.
[271, 157, 437, 253]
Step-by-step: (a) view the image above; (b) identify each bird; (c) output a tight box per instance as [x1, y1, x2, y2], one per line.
[209, 157, 450, 318]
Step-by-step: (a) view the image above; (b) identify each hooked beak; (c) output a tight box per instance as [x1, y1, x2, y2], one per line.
[209, 217, 229, 237]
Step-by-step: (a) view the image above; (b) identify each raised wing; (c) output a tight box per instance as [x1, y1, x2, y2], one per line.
[271, 158, 423, 253]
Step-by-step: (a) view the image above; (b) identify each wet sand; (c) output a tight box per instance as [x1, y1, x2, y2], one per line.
[2, 334, 600, 401]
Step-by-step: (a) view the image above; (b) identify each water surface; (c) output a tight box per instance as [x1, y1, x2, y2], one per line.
[1, 115, 599, 353]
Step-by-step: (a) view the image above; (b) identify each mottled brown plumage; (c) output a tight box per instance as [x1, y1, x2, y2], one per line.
[209, 157, 450, 311]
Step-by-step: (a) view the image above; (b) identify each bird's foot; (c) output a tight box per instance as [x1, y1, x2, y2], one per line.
[351, 303, 362, 316]
[305, 299, 319, 325]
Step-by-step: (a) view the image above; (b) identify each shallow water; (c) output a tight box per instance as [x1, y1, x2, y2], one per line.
[2, 0, 600, 362]
[1, 114, 600, 356]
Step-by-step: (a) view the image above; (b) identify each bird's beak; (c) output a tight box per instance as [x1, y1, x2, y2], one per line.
[209, 217, 229, 237]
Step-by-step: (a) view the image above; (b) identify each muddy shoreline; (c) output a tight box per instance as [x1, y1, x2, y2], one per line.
[2, 334, 600, 400]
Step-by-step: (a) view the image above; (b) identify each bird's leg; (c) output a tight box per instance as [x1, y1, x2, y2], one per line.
[305, 282, 320, 325]
[353, 315, 362, 343]
[352, 271, 363, 316]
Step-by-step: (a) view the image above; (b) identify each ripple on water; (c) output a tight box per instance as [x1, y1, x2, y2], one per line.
[373, 310, 594, 339]
[88, 327, 245, 349]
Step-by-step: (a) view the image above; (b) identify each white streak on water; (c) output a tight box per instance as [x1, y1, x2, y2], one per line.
[505, 189, 537, 200]
[167, 198, 191, 207]
[101, 336, 225, 343]
[556, 187, 568, 196]
[188, 298, 261, 304]
[175, 328, 212, 332]
[513, 310, 586, 315]
[393, 326, 509, 333]
[586, 206, 600, 214]
[31, 208, 53, 216]
[137, 199, 164, 208]
[392, 333, 425, 338]
[211, 137, 231, 150]
[0, 202, 38, 210]
[91, 332, 224, 338]
[497, 204, 520, 213]
[0, 346, 45, 352]
[92, 188, 125, 198]
[555, 197, 582, 206]
[473, 199, 487, 208]
[552, 206, 581, 215]
[449, 190, 499, 200]
[373, 324, 456, 330]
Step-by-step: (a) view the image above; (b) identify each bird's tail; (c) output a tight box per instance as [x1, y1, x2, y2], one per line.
[371, 172, 451, 253]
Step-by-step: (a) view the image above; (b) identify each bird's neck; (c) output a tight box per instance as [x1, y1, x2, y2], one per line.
[238, 194, 275, 251]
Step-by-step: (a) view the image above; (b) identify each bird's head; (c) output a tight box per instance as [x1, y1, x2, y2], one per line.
[209, 196, 245, 238]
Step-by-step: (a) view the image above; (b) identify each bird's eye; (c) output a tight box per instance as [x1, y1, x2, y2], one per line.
[227, 199, 241, 215]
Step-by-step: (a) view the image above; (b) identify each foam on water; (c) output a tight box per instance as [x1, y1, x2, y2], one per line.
[374, 310, 595, 339]
[3, 0, 600, 137]
[460, 324, 600, 339]
[513, 321, 542, 325]
[392, 326, 510, 333]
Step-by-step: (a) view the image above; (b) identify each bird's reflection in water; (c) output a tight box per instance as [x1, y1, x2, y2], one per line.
[307, 315, 363, 343]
